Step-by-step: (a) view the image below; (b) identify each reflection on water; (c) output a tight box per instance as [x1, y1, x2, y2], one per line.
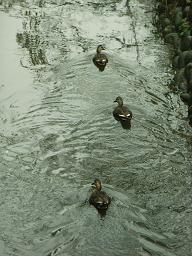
[16, 10, 47, 66]
[0, 0, 192, 256]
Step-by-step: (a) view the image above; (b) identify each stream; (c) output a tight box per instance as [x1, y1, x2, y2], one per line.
[0, 0, 192, 255]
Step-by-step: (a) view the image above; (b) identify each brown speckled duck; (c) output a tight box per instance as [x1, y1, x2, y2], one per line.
[113, 96, 132, 129]
[89, 179, 111, 214]
[92, 45, 108, 72]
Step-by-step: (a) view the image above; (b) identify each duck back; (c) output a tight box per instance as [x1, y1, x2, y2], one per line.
[113, 105, 132, 129]
[93, 53, 108, 71]
[89, 190, 111, 210]
[113, 105, 132, 120]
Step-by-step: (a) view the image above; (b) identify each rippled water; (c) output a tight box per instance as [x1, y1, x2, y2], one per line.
[0, 0, 192, 256]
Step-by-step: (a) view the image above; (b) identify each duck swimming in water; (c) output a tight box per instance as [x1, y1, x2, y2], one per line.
[113, 96, 132, 129]
[89, 179, 111, 214]
[93, 45, 108, 72]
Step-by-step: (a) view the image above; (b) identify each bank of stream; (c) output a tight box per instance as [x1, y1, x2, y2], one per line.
[0, 0, 192, 256]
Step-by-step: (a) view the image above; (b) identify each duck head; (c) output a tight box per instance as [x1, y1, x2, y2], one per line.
[96, 45, 105, 53]
[91, 178, 102, 191]
[114, 96, 123, 106]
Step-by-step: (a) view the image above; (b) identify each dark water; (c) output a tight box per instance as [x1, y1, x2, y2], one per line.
[0, 0, 192, 255]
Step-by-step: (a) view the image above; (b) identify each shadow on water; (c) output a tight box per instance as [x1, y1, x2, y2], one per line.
[0, 0, 192, 256]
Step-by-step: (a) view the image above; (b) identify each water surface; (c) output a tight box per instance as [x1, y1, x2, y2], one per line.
[0, 0, 192, 256]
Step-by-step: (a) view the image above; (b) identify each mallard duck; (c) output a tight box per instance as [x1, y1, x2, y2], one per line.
[92, 45, 108, 72]
[89, 179, 111, 213]
[113, 96, 132, 129]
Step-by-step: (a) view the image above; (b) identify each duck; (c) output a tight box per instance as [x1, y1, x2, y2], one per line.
[89, 179, 111, 213]
[92, 45, 108, 72]
[113, 96, 132, 129]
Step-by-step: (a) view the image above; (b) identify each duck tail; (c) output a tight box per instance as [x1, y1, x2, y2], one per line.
[120, 120, 131, 129]
[99, 66, 105, 72]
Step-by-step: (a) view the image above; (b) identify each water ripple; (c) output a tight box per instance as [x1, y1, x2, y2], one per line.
[0, 1, 191, 256]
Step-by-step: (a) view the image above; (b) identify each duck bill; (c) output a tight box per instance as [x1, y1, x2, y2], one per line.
[114, 100, 117, 103]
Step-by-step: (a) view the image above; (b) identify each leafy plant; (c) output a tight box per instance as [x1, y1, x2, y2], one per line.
[178, 18, 191, 35]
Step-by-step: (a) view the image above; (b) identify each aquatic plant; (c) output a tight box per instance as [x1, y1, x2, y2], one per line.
[178, 18, 191, 35]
